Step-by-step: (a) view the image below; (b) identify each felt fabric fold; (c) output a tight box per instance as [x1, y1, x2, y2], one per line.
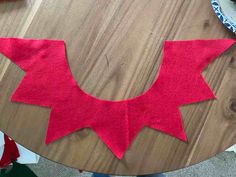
[0, 38, 235, 159]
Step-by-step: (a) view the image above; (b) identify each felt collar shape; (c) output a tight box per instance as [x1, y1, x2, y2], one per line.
[0, 38, 235, 159]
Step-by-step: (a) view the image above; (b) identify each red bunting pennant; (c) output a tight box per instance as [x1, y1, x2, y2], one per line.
[0, 38, 234, 159]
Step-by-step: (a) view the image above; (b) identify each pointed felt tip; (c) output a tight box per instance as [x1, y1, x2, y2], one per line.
[220, 39, 236, 48]
[115, 153, 124, 160]
[176, 130, 188, 142]
[214, 39, 236, 53]
[198, 39, 236, 54]
[45, 136, 53, 145]
[181, 134, 188, 142]
[98, 140, 126, 160]
[212, 93, 217, 100]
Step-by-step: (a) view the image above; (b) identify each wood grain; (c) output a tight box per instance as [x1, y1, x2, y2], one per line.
[0, 0, 236, 175]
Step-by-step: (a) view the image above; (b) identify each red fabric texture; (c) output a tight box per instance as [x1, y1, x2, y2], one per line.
[0, 134, 20, 168]
[0, 38, 235, 159]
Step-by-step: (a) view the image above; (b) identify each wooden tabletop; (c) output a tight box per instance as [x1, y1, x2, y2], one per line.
[0, 0, 236, 175]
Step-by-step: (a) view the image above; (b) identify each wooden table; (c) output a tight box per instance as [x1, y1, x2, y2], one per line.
[0, 0, 236, 175]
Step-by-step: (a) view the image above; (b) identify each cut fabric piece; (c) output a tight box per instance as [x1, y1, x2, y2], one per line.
[0, 38, 235, 159]
[0, 132, 40, 165]
[0, 134, 19, 168]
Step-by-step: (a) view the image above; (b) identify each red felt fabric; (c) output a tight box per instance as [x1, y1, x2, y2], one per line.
[0, 134, 20, 168]
[0, 38, 235, 159]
